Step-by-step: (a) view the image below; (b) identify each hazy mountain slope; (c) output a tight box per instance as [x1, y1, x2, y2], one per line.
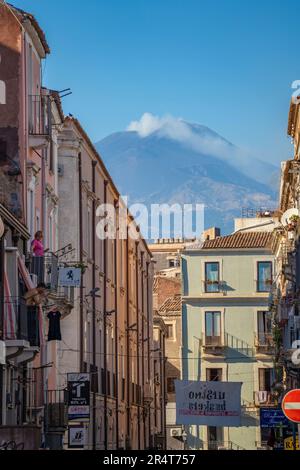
[95, 116, 278, 235]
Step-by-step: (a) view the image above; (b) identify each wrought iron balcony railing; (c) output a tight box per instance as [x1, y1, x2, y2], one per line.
[26, 253, 58, 290]
[45, 389, 68, 430]
[255, 333, 274, 350]
[203, 280, 224, 293]
[28, 94, 51, 136]
[254, 391, 277, 406]
[203, 440, 245, 450]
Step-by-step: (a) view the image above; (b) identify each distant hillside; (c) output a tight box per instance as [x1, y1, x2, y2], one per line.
[95, 114, 278, 235]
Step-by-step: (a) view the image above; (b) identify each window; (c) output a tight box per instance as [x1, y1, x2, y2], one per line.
[257, 261, 272, 292]
[205, 311, 221, 346]
[169, 258, 180, 268]
[165, 323, 174, 340]
[167, 377, 177, 393]
[257, 311, 272, 344]
[205, 262, 220, 292]
[206, 368, 222, 381]
[258, 368, 273, 392]
[207, 426, 223, 450]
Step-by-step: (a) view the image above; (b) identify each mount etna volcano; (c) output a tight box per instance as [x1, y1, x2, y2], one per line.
[95, 113, 278, 235]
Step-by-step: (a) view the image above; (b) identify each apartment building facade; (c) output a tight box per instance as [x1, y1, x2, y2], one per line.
[56, 116, 158, 450]
[0, 2, 160, 450]
[0, 2, 73, 448]
[269, 99, 300, 396]
[181, 228, 276, 450]
[157, 294, 183, 450]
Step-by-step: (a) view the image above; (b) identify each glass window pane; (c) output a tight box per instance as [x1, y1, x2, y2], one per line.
[205, 312, 213, 336]
[257, 262, 272, 292]
[205, 262, 219, 292]
[213, 312, 221, 336]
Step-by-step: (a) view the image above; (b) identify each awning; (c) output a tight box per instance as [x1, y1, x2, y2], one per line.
[0, 203, 30, 240]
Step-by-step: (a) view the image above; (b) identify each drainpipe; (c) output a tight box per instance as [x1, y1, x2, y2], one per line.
[103, 180, 108, 450]
[141, 251, 146, 449]
[159, 332, 163, 445]
[78, 152, 84, 370]
[162, 332, 167, 450]
[92, 160, 96, 450]
[126, 223, 130, 448]
[146, 261, 151, 448]
[0, 234, 4, 425]
[135, 241, 141, 449]
[114, 199, 119, 449]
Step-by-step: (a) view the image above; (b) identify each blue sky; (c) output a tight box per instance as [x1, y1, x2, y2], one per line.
[11, 0, 300, 164]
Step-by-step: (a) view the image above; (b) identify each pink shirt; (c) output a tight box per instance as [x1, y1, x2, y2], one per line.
[32, 239, 44, 256]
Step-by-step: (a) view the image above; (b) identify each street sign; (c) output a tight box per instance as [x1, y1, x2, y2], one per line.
[282, 389, 300, 423]
[260, 407, 289, 428]
[67, 373, 90, 422]
[58, 267, 81, 287]
[284, 436, 299, 451]
[68, 425, 86, 449]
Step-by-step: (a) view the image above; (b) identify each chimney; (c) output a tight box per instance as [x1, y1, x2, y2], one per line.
[202, 227, 221, 241]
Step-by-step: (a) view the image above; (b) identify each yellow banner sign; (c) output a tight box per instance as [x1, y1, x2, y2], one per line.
[284, 436, 299, 451]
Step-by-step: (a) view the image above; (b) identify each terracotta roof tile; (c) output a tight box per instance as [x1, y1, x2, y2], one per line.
[202, 231, 273, 250]
[158, 294, 181, 313]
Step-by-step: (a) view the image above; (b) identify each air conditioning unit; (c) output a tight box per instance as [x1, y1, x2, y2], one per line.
[217, 445, 228, 450]
[170, 428, 182, 437]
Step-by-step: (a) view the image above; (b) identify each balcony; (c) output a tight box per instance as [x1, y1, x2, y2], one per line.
[0, 169, 23, 219]
[4, 297, 40, 361]
[48, 285, 74, 314]
[26, 253, 58, 290]
[255, 333, 274, 355]
[254, 391, 277, 407]
[26, 253, 74, 315]
[202, 335, 225, 356]
[225, 333, 254, 358]
[202, 441, 245, 450]
[28, 94, 51, 149]
[203, 280, 224, 294]
[45, 389, 68, 431]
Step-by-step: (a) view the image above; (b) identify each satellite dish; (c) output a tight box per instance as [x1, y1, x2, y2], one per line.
[281, 208, 300, 226]
[0, 216, 4, 239]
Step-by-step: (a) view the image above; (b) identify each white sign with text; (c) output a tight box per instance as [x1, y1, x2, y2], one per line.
[175, 380, 242, 426]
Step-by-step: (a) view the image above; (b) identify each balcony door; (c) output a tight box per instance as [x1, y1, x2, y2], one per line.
[258, 368, 273, 392]
[207, 426, 224, 450]
[205, 311, 221, 346]
[257, 311, 272, 344]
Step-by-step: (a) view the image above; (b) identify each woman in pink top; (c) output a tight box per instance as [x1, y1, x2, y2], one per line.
[31, 231, 45, 256]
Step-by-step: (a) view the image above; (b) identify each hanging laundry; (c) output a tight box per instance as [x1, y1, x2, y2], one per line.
[47, 311, 62, 341]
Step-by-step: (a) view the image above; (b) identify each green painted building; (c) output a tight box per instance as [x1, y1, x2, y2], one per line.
[181, 230, 276, 450]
